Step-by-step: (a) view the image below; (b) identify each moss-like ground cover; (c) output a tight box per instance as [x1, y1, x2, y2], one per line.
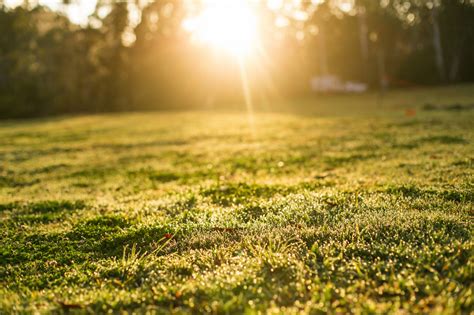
[0, 86, 473, 313]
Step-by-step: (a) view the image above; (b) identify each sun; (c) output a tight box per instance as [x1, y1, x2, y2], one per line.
[184, 1, 259, 58]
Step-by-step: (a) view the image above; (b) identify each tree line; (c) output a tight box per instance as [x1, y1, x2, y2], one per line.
[0, 0, 473, 118]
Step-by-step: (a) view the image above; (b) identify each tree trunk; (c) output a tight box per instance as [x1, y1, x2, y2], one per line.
[358, 6, 369, 83]
[318, 24, 329, 76]
[431, 8, 446, 82]
[449, 51, 461, 82]
[377, 47, 388, 90]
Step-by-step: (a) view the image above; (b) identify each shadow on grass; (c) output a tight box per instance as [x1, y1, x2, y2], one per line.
[384, 184, 473, 202]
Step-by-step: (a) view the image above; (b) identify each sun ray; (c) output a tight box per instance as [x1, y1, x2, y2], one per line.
[237, 56, 257, 137]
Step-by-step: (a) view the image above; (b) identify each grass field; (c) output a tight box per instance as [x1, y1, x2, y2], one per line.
[1, 85, 473, 314]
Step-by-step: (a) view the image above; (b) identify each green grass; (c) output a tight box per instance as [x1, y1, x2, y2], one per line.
[0, 85, 473, 314]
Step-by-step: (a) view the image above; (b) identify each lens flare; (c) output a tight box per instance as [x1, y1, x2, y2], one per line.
[184, 1, 258, 58]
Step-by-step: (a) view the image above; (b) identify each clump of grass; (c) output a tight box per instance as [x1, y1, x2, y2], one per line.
[201, 183, 290, 206]
[149, 172, 180, 183]
[102, 237, 172, 286]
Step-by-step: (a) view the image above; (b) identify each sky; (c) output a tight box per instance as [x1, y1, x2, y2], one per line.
[4, 0, 98, 25]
